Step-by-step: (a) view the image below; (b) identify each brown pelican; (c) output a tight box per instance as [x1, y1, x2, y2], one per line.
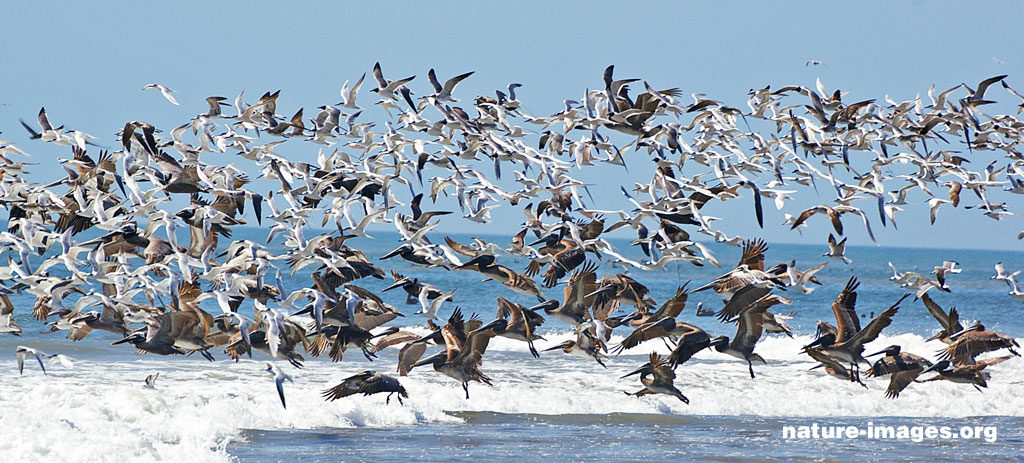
[546, 260, 598, 325]
[665, 323, 714, 369]
[63, 303, 130, 341]
[938, 323, 1020, 364]
[806, 294, 909, 376]
[692, 264, 784, 300]
[711, 302, 768, 378]
[865, 345, 932, 398]
[920, 293, 963, 345]
[526, 235, 586, 288]
[919, 356, 1013, 392]
[587, 273, 654, 311]
[622, 353, 689, 404]
[322, 370, 408, 405]
[810, 276, 861, 347]
[804, 346, 865, 386]
[457, 254, 545, 301]
[493, 297, 548, 357]
[309, 325, 399, 362]
[382, 270, 450, 305]
[716, 285, 792, 338]
[626, 283, 690, 326]
[411, 308, 502, 399]
[113, 310, 215, 360]
[543, 326, 607, 367]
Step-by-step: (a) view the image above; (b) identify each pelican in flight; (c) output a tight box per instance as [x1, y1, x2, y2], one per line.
[411, 308, 501, 399]
[322, 370, 408, 405]
[622, 352, 689, 404]
[865, 345, 932, 398]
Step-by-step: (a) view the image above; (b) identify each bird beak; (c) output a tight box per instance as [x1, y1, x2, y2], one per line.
[620, 365, 649, 379]
[920, 362, 944, 374]
[802, 334, 833, 350]
[412, 351, 445, 368]
[111, 334, 136, 345]
[808, 364, 824, 371]
[543, 341, 573, 352]
[710, 336, 729, 348]
[413, 330, 440, 344]
[865, 348, 889, 358]
[381, 281, 405, 292]
[471, 318, 507, 335]
[949, 325, 979, 339]
[925, 332, 943, 342]
[527, 299, 558, 312]
[584, 287, 609, 299]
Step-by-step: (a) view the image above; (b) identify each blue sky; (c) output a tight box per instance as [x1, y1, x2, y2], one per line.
[2, 1, 1023, 250]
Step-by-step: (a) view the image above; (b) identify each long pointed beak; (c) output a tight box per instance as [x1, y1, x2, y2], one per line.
[471, 318, 507, 335]
[865, 348, 889, 358]
[414, 330, 441, 344]
[543, 341, 573, 352]
[381, 281, 406, 292]
[925, 331, 944, 342]
[585, 287, 610, 299]
[808, 364, 824, 371]
[920, 362, 944, 374]
[527, 299, 559, 312]
[709, 336, 729, 349]
[803, 333, 834, 350]
[412, 351, 445, 368]
[111, 335, 137, 345]
[620, 365, 649, 379]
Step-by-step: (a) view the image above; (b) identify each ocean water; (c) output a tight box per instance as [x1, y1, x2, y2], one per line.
[1, 229, 1022, 462]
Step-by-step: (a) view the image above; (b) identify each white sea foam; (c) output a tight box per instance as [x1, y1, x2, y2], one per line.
[0, 330, 1020, 462]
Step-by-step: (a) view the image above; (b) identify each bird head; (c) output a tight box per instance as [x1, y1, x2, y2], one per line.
[920, 360, 950, 375]
[543, 340, 574, 352]
[950, 323, 984, 339]
[866, 345, 901, 358]
[621, 362, 651, 379]
[411, 351, 446, 369]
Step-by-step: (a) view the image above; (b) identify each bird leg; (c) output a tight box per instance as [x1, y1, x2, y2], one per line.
[361, 346, 375, 361]
[386, 392, 392, 405]
[748, 360, 756, 379]
[463, 382, 470, 399]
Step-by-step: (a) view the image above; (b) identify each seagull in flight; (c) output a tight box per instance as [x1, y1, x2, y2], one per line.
[266, 363, 294, 409]
[141, 83, 180, 105]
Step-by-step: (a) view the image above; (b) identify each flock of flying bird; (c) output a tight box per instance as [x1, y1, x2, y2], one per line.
[0, 63, 1021, 409]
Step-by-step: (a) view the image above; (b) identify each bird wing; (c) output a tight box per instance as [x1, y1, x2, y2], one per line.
[618, 317, 675, 351]
[735, 305, 767, 351]
[371, 331, 420, 353]
[397, 341, 428, 376]
[848, 294, 907, 347]
[650, 283, 689, 320]
[667, 325, 711, 368]
[940, 333, 1015, 362]
[885, 369, 922, 399]
[920, 293, 954, 333]
[717, 284, 771, 322]
[441, 308, 466, 362]
[831, 276, 861, 342]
